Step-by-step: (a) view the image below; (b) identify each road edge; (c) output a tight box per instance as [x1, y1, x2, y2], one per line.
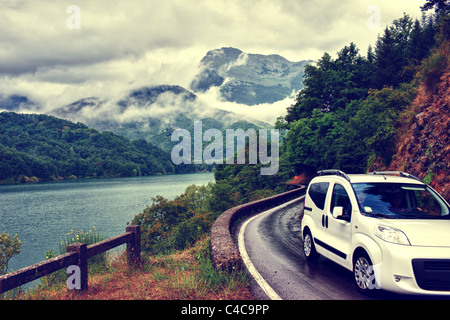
[237, 196, 305, 300]
[210, 186, 305, 271]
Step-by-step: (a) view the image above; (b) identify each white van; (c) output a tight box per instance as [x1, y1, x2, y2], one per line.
[301, 170, 450, 295]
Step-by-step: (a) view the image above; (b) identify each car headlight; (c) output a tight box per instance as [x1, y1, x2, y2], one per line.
[375, 225, 410, 245]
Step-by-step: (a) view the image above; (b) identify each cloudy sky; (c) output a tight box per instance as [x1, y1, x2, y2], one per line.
[0, 0, 426, 123]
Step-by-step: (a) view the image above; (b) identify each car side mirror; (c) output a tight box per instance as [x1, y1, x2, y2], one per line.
[332, 206, 344, 219]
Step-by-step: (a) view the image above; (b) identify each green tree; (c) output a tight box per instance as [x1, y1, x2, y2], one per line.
[421, 0, 450, 14]
[0, 233, 21, 275]
[286, 43, 373, 123]
[373, 23, 406, 88]
[285, 110, 344, 173]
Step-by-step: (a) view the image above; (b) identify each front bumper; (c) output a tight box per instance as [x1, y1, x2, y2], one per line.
[376, 243, 450, 295]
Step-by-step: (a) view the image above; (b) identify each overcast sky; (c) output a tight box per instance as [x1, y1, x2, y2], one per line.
[0, 0, 426, 123]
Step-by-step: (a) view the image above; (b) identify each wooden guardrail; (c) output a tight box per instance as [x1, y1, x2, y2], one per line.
[0, 225, 140, 294]
[210, 186, 305, 271]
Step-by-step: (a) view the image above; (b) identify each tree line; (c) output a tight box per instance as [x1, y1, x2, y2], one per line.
[279, 10, 448, 175]
[0, 112, 197, 182]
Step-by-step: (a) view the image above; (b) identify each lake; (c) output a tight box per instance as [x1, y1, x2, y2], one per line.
[0, 172, 215, 276]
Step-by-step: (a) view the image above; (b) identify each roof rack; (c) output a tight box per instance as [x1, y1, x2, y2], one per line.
[317, 169, 350, 182]
[368, 171, 422, 182]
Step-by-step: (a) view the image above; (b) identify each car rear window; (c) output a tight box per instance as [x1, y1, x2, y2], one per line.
[308, 182, 329, 210]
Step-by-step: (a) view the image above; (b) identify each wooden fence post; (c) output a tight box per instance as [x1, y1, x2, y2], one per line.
[67, 242, 88, 292]
[126, 225, 141, 267]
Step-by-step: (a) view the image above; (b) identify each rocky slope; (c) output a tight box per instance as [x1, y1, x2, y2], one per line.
[385, 42, 450, 200]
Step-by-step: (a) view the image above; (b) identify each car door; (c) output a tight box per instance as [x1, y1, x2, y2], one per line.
[304, 181, 330, 255]
[325, 183, 353, 266]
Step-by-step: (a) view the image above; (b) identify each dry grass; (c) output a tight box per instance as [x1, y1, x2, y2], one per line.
[14, 236, 254, 300]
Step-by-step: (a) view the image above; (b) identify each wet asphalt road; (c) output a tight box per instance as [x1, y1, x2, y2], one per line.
[238, 198, 447, 300]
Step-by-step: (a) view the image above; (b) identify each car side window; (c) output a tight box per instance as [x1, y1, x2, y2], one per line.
[331, 184, 352, 221]
[308, 182, 329, 210]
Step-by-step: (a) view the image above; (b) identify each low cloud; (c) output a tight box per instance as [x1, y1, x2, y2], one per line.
[196, 87, 292, 125]
[0, 0, 425, 125]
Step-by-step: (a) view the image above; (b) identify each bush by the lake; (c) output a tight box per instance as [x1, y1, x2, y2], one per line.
[132, 184, 218, 254]
[40, 227, 108, 288]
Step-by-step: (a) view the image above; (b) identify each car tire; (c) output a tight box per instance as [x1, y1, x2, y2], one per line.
[353, 251, 379, 295]
[303, 230, 319, 262]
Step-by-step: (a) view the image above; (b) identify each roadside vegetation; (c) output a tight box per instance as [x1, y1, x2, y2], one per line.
[12, 236, 252, 300]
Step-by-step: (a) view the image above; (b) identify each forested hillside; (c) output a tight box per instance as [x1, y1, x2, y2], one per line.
[0, 112, 188, 182]
[385, 29, 450, 200]
[279, 10, 447, 182]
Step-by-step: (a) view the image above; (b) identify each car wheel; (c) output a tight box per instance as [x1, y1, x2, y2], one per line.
[353, 252, 379, 295]
[303, 230, 319, 262]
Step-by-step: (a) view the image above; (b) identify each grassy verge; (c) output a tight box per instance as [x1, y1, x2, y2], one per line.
[13, 236, 253, 300]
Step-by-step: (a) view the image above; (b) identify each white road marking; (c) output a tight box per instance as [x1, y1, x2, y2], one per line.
[237, 197, 304, 300]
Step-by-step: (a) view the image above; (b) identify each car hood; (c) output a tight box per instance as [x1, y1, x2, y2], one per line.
[387, 219, 450, 247]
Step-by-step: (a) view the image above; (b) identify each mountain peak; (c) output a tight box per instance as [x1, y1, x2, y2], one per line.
[203, 47, 243, 62]
[191, 47, 311, 105]
[0, 94, 37, 111]
[118, 85, 197, 109]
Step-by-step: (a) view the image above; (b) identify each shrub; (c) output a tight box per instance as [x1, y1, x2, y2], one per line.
[58, 227, 108, 272]
[419, 47, 449, 91]
[0, 233, 21, 275]
[41, 227, 108, 288]
[196, 240, 248, 293]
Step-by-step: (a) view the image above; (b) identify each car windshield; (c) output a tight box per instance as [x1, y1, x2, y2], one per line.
[352, 183, 450, 219]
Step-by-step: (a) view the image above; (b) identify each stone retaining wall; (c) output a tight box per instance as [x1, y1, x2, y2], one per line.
[210, 186, 305, 271]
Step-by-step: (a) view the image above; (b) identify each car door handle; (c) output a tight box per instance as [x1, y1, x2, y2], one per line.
[322, 215, 329, 228]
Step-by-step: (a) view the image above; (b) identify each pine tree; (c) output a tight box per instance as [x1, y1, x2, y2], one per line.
[421, 0, 450, 14]
[373, 27, 403, 88]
